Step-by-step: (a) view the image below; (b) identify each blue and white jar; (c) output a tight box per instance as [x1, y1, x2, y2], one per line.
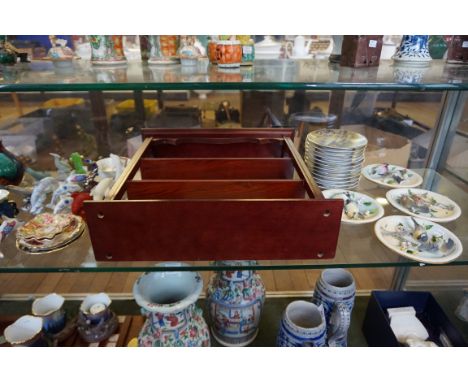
[313, 268, 356, 347]
[206, 260, 265, 347]
[277, 300, 327, 347]
[393, 35, 432, 67]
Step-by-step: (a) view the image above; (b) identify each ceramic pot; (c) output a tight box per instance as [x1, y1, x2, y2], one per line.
[133, 264, 210, 347]
[393, 35, 432, 67]
[32, 293, 66, 335]
[447, 36, 468, 64]
[216, 41, 242, 68]
[4, 315, 47, 346]
[0, 140, 25, 186]
[148, 35, 179, 65]
[428, 35, 448, 59]
[277, 300, 327, 347]
[89, 35, 127, 66]
[313, 268, 356, 347]
[77, 293, 118, 342]
[206, 261, 265, 346]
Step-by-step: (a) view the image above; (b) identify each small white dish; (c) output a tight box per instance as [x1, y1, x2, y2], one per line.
[322, 189, 384, 225]
[374, 215, 463, 264]
[386, 188, 461, 223]
[362, 163, 423, 188]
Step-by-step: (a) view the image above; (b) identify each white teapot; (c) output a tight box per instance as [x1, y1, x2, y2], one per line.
[286, 35, 312, 59]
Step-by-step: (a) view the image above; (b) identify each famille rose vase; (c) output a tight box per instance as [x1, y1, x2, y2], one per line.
[133, 264, 210, 347]
[89, 35, 127, 66]
[206, 261, 265, 346]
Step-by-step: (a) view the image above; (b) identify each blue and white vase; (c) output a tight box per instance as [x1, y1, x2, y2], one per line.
[206, 260, 265, 347]
[277, 300, 327, 347]
[393, 35, 432, 67]
[32, 293, 66, 335]
[313, 268, 356, 347]
[133, 264, 210, 347]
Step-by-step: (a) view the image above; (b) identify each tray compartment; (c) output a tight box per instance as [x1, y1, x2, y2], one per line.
[126, 180, 307, 200]
[139, 158, 295, 180]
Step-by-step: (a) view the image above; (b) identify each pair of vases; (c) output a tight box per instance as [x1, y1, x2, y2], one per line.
[277, 268, 356, 347]
[134, 261, 265, 347]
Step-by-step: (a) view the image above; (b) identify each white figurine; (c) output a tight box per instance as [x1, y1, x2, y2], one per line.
[90, 178, 114, 201]
[29, 177, 59, 215]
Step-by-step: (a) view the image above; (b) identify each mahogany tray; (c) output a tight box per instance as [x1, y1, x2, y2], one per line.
[84, 128, 343, 262]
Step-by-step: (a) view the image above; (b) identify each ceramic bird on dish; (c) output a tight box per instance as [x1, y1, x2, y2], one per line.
[29, 177, 59, 215]
[53, 195, 73, 214]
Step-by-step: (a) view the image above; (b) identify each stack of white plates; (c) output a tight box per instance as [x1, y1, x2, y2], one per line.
[304, 129, 367, 190]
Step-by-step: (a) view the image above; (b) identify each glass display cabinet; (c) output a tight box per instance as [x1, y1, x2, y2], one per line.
[0, 52, 467, 345]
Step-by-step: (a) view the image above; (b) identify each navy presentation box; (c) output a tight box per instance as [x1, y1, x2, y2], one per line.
[362, 291, 467, 347]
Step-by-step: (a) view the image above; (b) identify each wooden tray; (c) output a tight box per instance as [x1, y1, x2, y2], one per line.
[84, 129, 343, 262]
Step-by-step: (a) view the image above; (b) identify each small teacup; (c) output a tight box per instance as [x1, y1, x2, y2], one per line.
[80, 293, 112, 325]
[4, 315, 47, 347]
[277, 300, 327, 347]
[32, 293, 66, 335]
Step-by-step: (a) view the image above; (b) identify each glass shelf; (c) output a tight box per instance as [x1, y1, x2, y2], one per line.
[1, 59, 468, 92]
[0, 169, 466, 273]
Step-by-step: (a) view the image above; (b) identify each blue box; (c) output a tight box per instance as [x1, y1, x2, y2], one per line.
[362, 291, 467, 347]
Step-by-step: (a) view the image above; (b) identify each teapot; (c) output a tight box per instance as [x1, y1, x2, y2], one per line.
[286, 35, 312, 59]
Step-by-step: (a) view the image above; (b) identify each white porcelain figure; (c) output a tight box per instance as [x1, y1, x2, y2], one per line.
[277, 300, 327, 347]
[206, 261, 265, 346]
[393, 35, 432, 67]
[29, 177, 59, 215]
[32, 293, 66, 335]
[133, 264, 210, 347]
[313, 268, 356, 346]
[286, 36, 312, 59]
[4, 315, 47, 346]
[387, 306, 429, 344]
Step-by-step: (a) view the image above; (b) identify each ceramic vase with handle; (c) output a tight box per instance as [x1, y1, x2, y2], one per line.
[392, 35, 432, 67]
[313, 268, 356, 347]
[133, 263, 210, 347]
[206, 260, 265, 346]
[277, 300, 327, 347]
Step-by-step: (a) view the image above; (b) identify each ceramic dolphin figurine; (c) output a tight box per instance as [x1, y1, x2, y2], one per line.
[29, 177, 59, 215]
[53, 195, 74, 214]
[48, 181, 82, 209]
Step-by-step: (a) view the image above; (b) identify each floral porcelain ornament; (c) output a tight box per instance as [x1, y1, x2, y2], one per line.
[46, 36, 75, 68]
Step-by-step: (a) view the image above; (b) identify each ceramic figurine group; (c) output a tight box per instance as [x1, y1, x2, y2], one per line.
[4, 292, 117, 346]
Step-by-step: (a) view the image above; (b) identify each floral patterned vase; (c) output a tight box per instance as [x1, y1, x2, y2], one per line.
[133, 264, 210, 347]
[206, 260, 265, 346]
[89, 35, 127, 66]
[392, 35, 432, 67]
